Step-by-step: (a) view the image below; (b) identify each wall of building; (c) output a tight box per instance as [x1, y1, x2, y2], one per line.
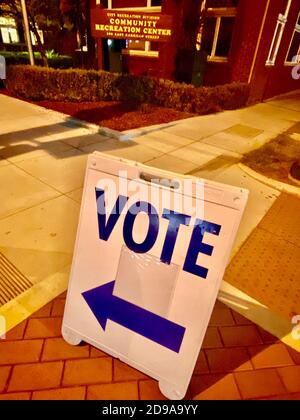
[91, 0, 299, 100]
[122, 54, 161, 76]
[113, 0, 150, 7]
[203, 62, 231, 86]
[229, 0, 269, 84]
[178, 0, 266, 87]
[250, 0, 300, 101]
[202, 0, 299, 99]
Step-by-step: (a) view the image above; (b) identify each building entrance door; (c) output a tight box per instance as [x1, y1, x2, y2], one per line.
[103, 38, 126, 73]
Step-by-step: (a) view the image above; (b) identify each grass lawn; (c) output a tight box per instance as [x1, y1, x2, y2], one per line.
[1, 89, 194, 132]
[243, 122, 300, 186]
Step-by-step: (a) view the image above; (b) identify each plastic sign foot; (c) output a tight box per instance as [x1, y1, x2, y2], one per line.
[159, 381, 185, 400]
[82, 281, 186, 353]
[61, 326, 82, 346]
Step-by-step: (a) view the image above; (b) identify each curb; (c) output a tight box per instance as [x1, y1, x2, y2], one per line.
[1, 92, 185, 142]
[123, 119, 182, 139]
[238, 163, 300, 198]
[42, 108, 133, 141]
[48, 113, 132, 141]
[0, 92, 132, 141]
[98, 126, 132, 142]
[60, 113, 192, 142]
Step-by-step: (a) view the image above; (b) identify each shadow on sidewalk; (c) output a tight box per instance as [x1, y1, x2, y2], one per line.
[0, 118, 136, 162]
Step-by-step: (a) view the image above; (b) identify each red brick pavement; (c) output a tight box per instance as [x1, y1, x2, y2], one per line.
[0, 296, 300, 400]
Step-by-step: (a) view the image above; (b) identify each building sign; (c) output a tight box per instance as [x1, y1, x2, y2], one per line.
[91, 8, 173, 42]
[62, 152, 248, 399]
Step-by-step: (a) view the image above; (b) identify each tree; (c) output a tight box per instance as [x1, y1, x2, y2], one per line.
[59, 0, 95, 68]
[173, 0, 203, 84]
[0, 0, 60, 66]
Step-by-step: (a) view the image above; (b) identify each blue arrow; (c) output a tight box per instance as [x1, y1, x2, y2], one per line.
[82, 281, 186, 353]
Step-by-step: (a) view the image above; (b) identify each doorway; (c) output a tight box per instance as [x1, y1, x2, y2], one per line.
[102, 38, 126, 73]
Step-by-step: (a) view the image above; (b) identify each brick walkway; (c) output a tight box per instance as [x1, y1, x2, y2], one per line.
[224, 193, 300, 320]
[1, 295, 300, 400]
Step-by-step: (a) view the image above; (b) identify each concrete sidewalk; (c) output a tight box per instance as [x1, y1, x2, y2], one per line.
[87, 90, 300, 255]
[0, 90, 299, 338]
[0, 90, 300, 400]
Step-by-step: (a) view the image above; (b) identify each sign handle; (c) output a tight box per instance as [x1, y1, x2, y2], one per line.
[140, 172, 180, 189]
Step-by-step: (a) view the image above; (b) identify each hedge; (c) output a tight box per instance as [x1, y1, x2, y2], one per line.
[6, 65, 250, 114]
[0, 51, 73, 69]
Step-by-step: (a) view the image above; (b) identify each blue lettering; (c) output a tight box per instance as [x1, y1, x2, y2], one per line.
[95, 191, 222, 276]
[96, 188, 128, 241]
[183, 220, 221, 278]
[160, 210, 191, 264]
[123, 201, 159, 253]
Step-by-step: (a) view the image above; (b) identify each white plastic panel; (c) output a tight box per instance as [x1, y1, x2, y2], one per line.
[62, 152, 248, 399]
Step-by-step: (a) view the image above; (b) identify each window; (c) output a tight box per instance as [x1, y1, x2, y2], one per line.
[30, 29, 44, 46]
[123, 40, 159, 57]
[266, 0, 292, 66]
[109, 0, 161, 57]
[200, 6, 237, 62]
[146, 0, 162, 9]
[206, 0, 239, 6]
[285, 11, 300, 65]
[0, 17, 19, 44]
[109, 0, 161, 9]
[1, 27, 19, 44]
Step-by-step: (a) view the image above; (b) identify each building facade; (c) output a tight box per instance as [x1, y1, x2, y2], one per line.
[92, 0, 299, 101]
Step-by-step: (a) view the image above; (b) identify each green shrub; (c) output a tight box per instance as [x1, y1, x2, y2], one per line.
[152, 79, 250, 114]
[97, 70, 119, 101]
[52, 69, 100, 101]
[6, 64, 250, 113]
[0, 51, 73, 69]
[6, 65, 99, 101]
[113, 74, 155, 108]
[47, 56, 73, 69]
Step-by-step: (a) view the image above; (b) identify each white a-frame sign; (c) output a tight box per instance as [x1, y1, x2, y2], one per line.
[62, 152, 248, 399]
